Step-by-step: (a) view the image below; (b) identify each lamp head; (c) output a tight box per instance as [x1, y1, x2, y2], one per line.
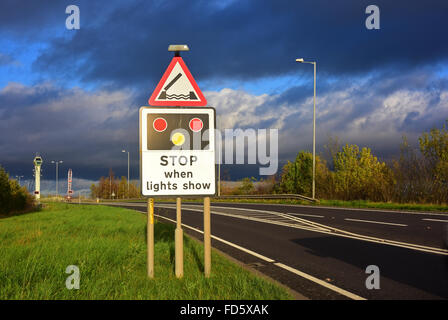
[296, 58, 304, 63]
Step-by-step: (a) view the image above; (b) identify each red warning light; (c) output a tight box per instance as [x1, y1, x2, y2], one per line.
[189, 118, 203, 132]
[153, 117, 167, 132]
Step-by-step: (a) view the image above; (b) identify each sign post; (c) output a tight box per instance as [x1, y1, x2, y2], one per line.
[147, 197, 154, 278]
[175, 197, 183, 278]
[204, 196, 211, 277]
[141, 44, 214, 278]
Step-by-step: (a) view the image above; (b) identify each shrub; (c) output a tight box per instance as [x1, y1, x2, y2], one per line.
[0, 165, 36, 215]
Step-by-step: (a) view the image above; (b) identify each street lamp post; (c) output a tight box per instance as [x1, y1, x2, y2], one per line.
[15, 175, 24, 186]
[51, 160, 63, 196]
[122, 150, 130, 198]
[296, 58, 317, 199]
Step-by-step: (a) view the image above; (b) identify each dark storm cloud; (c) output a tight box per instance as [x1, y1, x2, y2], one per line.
[1, 1, 448, 181]
[0, 1, 109, 37]
[1, 67, 447, 181]
[29, 0, 448, 88]
[0, 82, 139, 181]
[0, 0, 62, 33]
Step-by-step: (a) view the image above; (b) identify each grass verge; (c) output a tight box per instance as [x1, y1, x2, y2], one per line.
[0, 203, 292, 300]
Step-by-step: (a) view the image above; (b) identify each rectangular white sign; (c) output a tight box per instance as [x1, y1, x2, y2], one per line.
[139, 107, 216, 196]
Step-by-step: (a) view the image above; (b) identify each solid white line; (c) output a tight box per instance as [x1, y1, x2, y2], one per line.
[273, 263, 366, 300]
[422, 218, 448, 223]
[288, 213, 325, 218]
[203, 201, 448, 217]
[344, 218, 407, 227]
[154, 213, 365, 300]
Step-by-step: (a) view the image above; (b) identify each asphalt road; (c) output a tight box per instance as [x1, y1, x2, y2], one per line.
[102, 201, 448, 300]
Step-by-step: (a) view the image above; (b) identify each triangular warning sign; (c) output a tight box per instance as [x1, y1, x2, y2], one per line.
[148, 57, 207, 106]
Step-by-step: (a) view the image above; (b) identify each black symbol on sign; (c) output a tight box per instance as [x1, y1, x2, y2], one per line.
[158, 72, 198, 100]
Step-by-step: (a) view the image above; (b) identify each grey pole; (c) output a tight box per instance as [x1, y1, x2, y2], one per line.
[312, 62, 316, 200]
[51, 160, 63, 196]
[127, 151, 130, 198]
[15, 175, 24, 186]
[122, 150, 130, 198]
[296, 58, 317, 199]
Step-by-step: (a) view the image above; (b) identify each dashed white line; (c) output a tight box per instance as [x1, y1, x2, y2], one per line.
[288, 213, 325, 218]
[422, 218, 448, 223]
[344, 218, 407, 227]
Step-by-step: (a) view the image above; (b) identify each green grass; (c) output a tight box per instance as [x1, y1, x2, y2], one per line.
[317, 199, 448, 213]
[0, 203, 292, 300]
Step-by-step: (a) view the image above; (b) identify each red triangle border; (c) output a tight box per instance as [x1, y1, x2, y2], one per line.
[148, 57, 207, 106]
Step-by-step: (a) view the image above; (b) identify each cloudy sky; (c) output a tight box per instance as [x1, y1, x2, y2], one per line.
[1, 0, 447, 193]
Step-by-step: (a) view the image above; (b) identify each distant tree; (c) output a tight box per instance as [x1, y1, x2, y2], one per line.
[391, 136, 432, 203]
[323, 135, 341, 170]
[0, 166, 12, 213]
[275, 151, 328, 197]
[90, 183, 97, 199]
[418, 120, 448, 203]
[333, 144, 393, 201]
[0, 165, 35, 215]
[118, 176, 127, 199]
[238, 177, 256, 195]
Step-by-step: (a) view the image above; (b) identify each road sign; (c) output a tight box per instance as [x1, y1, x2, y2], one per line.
[140, 107, 216, 196]
[148, 57, 207, 106]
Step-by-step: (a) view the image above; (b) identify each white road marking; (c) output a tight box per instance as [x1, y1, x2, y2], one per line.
[344, 218, 407, 227]
[288, 213, 325, 218]
[210, 201, 448, 217]
[154, 213, 365, 300]
[422, 218, 448, 223]
[154, 215, 275, 262]
[104, 202, 448, 255]
[156, 204, 328, 232]
[273, 263, 365, 300]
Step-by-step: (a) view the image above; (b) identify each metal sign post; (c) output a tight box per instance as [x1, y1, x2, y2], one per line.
[204, 196, 211, 277]
[175, 197, 183, 278]
[147, 198, 154, 278]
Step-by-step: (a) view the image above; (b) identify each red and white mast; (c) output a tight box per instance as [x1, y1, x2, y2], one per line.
[67, 169, 73, 198]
